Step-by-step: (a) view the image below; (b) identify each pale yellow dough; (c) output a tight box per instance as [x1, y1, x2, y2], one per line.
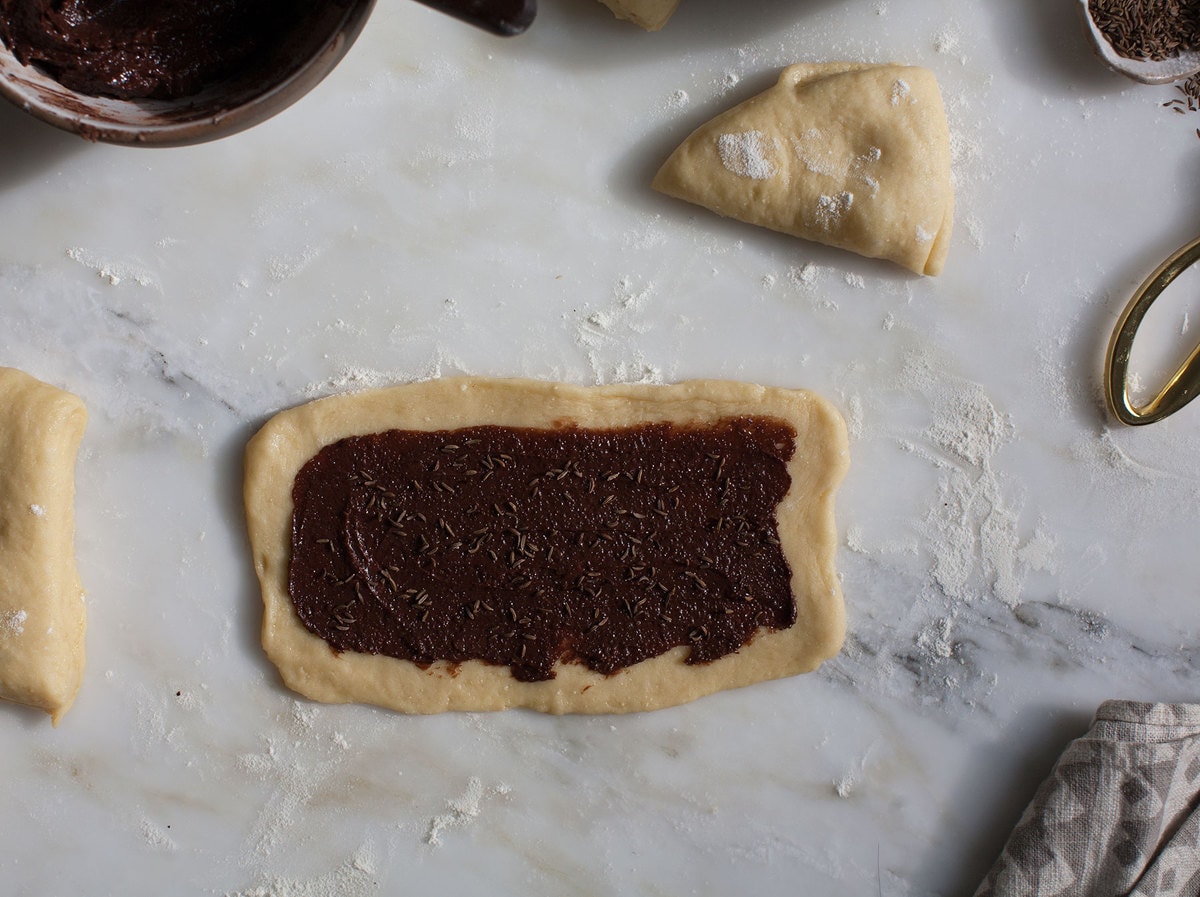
[596, 0, 680, 30]
[0, 367, 87, 724]
[245, 377, 848, 714]
[653, 62, 955, 276]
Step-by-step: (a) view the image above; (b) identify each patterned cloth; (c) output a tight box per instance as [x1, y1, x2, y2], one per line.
[976, 702, 1200, 897]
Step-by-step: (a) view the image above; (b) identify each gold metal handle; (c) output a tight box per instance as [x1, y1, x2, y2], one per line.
[1105, 235, 1200, 426]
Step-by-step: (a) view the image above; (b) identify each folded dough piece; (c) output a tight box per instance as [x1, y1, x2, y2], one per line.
[245, 377, 848, 714]
[653, 62, 955, 276]
[0, 367, 87, 724]
[596, 0, 680, 30]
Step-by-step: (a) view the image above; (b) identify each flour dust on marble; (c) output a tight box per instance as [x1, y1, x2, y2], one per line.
[572, 274, 669, 386]
[223, 845, 380, 897]
[828, 342, 1061, 715]
[424, 776, 512, 847]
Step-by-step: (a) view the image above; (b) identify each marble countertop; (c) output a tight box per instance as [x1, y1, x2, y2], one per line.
[3, 1, 1200, 894]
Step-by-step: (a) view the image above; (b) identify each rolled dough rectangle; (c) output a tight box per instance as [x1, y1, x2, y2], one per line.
[0, 367, 88, 724]
[245, 377, 848, 714]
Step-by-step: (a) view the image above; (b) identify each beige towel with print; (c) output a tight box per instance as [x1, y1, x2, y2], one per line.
[977, 702, 1200, 897]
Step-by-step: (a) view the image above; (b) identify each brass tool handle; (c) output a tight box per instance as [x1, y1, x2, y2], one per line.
[1106, 234, 1200, 426]
[412, 0, 536, 35]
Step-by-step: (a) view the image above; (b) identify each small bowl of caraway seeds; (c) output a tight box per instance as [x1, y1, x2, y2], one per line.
[1081, 0, 1200, 84]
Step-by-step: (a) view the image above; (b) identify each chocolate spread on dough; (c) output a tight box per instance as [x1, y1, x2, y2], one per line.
[0, 0, 319, 99]
[288, 418, 798, 682]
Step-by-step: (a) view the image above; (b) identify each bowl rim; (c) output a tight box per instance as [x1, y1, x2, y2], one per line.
[0, 0, 377, 147]
[1078, 0, 1200, 85]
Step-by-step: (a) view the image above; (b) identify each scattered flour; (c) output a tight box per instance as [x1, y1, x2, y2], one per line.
[425, 777, 511, 847]
[838, 345, 1064, 709]
[889, 79, 912, 106]
[332, 318, 368, 337]
[303, 345, 471, 399]
[1018, 523, 1060, 575]
[304, 367, 401, 397]
[790, 135, 881, 201]
[717, 131, 777, 180]
[418, 103, 498, 167]
[452, 107, 496, 147]
[1, 609, 27, 638]
[792, 129, 842, 178]
[904, 363, 1057, 607]
[933, 24, 962, 58]
[173, 687, 206, 712]
[65, 247, 158, 288]
[949, 129, 984, 176]
[926, 383, 1013, 468]
[29, 503, 46, 517]
[225, 846, 379, 897]
[916, 616, 956, 660]
[666, 88, 690, 110]
[833, 747, 874, 799]
[924, 401, 1019, 602]
[573, 275, 666, 385]
[845, 524, 868, 554]
[622, 217, 669, 251]
[787, 263, 822, 289]
[267, 246, 321, 282]
[834, 774, 857, 799]
[843, 394, 865, 439]
[815, 192, 854, 230]
[231, 704, 364, 868]
[140, 818, 178, 852]
[965, 214, 985, 250]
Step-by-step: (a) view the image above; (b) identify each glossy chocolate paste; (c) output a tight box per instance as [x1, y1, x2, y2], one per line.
[0, 0, 319, 99]
[288, 418, 799, 682]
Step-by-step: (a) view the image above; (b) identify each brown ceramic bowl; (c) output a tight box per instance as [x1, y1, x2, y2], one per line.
[0, 1, 377, 147]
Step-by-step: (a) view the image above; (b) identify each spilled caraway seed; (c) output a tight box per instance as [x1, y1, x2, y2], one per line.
[1158, 74, 1200, 138]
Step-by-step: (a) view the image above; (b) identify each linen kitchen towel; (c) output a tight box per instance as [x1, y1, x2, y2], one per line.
[976, 701, 1200, 897]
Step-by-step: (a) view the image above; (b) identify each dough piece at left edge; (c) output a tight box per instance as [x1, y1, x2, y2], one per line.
[596, 0, 681, 30]
[245, 376, 849, 715]
[0, 367, 87, 724]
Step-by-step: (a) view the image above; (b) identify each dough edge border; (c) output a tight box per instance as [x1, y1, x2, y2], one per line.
[244, 376, 848, 714]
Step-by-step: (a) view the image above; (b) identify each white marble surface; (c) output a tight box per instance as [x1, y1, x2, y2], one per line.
[3, 1, 1200, 894]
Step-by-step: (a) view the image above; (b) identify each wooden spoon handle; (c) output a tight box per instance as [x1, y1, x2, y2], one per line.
[412, 0, 536, 35]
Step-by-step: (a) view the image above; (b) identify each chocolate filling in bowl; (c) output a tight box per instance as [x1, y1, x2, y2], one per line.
[0, 0, 324, 100]
[0, 0, 375, 145]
